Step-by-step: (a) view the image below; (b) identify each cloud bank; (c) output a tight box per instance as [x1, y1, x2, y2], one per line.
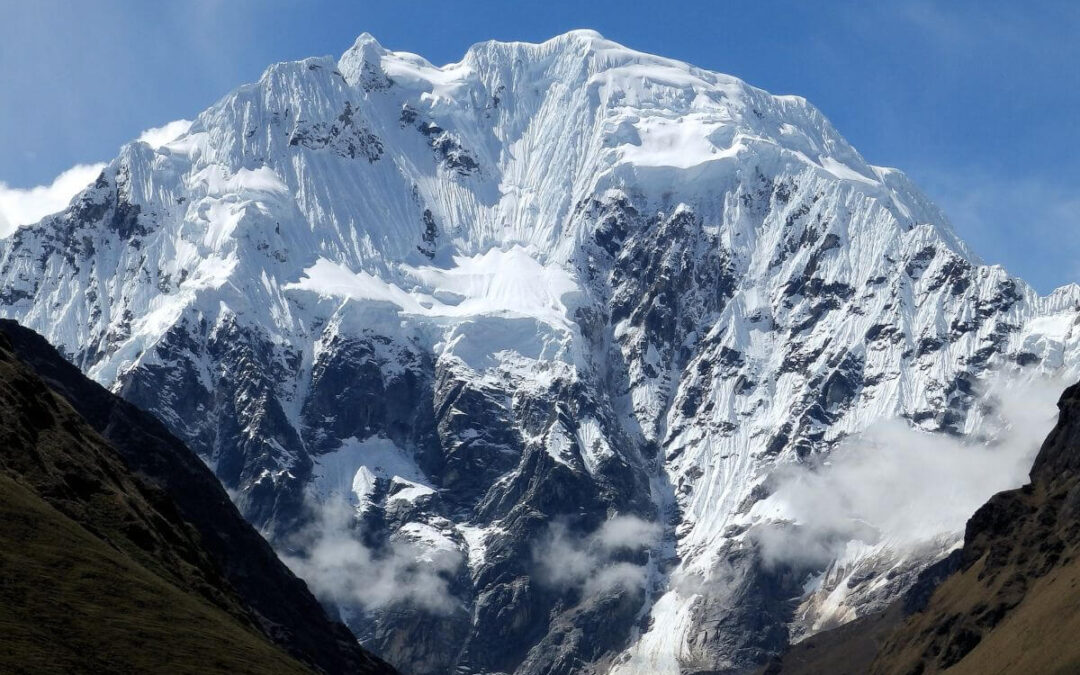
[0, 118, 192, 239]
[750, 375, 1064, 569]
[0, 163, 105, 237]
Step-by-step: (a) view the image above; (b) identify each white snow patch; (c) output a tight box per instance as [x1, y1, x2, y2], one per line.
[311, 436, 433, 511]
[287, 246, 582, 329]
[194, 165, 289, 197]
[395, 522, 459, 563]
[818, 155, 877, 185]
[619, 117, 743, 168]
[457, 524, 501, 571]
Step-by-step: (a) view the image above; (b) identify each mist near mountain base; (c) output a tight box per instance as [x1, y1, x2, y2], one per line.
[280, 496, 462, 614]
[533, 515, 662, 597]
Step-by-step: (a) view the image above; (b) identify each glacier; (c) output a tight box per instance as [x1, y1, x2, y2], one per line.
[1, 29, 1078, 674]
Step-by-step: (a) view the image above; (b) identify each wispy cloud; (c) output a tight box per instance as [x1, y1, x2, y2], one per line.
[0, 163, 105, 237]
[893, 2, 1036, 53]
[280, 497, 463, 614]
[851, 1, 1080, 61]
[533, 515, 660, 596]
[137, 119, 192, 149]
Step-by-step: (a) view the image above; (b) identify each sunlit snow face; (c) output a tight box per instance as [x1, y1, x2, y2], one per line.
[285, 245, 585, 371]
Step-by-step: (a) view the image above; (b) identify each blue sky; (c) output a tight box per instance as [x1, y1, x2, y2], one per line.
[1, 0, 1077, 292]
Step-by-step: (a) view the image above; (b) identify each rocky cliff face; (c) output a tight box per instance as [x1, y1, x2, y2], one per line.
[1, 31, 1078, 673]
[0, 320, 394, 674]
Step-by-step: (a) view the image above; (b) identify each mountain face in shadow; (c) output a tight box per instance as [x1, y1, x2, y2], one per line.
[0, 319, 394, 674]
[763, 381, 1080, 675]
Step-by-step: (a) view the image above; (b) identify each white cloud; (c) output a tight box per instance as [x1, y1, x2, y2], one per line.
[0, 163, 106, 237]
[136, 119, 192, 149]
[533, 515, 661, 596]
[750, 374, 1064, 569]
[280, 496, 463, 614]
[0, 118, 193, 239]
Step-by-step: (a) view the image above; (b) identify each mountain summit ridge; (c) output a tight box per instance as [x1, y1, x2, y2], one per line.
[2, 31, 1078, 674]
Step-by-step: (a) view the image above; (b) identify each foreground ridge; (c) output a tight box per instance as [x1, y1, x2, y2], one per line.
[0, 320, 394, 675]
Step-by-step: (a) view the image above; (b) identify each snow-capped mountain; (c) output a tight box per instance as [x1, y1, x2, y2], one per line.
[2, 30, 1078, 674]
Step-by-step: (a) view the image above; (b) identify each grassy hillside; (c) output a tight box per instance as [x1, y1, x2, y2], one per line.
[0, 331, 313, 673]
[0, 320, 395, 674]
[0, 473, 311, 674]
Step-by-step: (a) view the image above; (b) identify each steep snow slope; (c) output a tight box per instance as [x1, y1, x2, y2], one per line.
[2, 30, 1079, 674]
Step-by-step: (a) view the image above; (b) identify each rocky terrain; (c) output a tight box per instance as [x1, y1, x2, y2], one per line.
[1, 31, 1078, 673]
[0, 320, 393, 674]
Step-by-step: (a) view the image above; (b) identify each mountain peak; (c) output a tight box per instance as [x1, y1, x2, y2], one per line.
[343, 31, 386, 59]
[339, 32, 391, 88]
[3, 29, 1078, 675]
[556, 27, 606, 41]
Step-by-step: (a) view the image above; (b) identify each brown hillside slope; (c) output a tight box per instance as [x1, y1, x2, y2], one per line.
[0, 322, 395, 674]
[871, 381, 1080, 674]
[0, 329, 310, 673]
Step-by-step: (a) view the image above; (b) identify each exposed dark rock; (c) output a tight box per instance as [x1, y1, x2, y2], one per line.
[290, 101, 384, 161]
[418, 208, 439, 258]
